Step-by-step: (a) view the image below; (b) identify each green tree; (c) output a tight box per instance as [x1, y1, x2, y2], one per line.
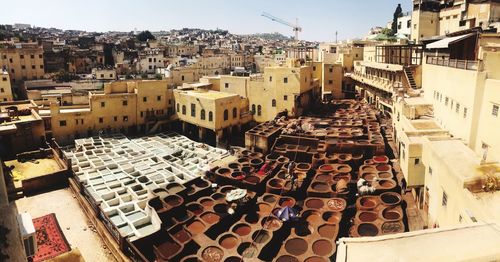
[137, 31, 155, 42]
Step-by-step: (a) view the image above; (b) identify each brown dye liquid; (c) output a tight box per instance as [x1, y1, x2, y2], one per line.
[312, 240, 332, 256]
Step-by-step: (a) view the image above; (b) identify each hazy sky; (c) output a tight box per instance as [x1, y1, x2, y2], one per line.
[1, 0, 412, 42]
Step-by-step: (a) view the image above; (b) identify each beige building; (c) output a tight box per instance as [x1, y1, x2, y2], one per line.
[173, 83, 251, 143]
[137, 49, 165, 74]
[0, 43, 45, 84]
[92, 68, 116, 81]
[0, 70, 13, 101]
[45, 80, 175, 144]
[392, 32, 500, 228]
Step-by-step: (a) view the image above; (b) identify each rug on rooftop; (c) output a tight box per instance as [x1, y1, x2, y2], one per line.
[32, 213, 71, 262]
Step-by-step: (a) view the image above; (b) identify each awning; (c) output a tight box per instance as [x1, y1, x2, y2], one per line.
[426, 33, 475, 49]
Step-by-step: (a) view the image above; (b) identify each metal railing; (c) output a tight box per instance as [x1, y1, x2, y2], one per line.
[426, 56, 478, 71]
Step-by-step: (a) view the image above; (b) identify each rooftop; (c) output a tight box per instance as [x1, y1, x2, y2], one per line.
[175, 89, 239, 100]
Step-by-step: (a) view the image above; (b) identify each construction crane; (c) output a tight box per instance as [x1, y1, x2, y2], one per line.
[261, 12, 302, 41]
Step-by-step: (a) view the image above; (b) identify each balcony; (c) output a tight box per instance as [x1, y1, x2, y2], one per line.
[350, 71, 403, 94]
[426, 56, 478, 71]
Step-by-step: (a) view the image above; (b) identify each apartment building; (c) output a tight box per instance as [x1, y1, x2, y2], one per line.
[45, 80, 175, 144]
[392, 31, 500, 228]
[0, 71, 13, 101]
[173, 83, 251, 143]
[411, 0, 500, 42]
[137, 49, 165, 74]
[91, 68, 116, 81]
[0, 43, 45, 84]
[351, 44, 423, 112]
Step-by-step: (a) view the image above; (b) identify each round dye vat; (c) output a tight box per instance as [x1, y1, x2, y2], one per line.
[268, 178, 284, 188]
[213, 204, 229, 214]
[216, 168, 231, 176]
[244, 213, 259, 224]
[148, 197, 163, 211]
[382, 207, 402, 221]
[381, 192, 401, 206]
[296, 163, 311, 171]
[186, 220, 205, 235]
[231, 171, 246, 180]
[378, 171, 393, 179]
[373, 155, 389, 164]
[279, 197, 295, 207]
[263, 194, 277, 203]
[171, 227, 191, 243]
[220, 186, 236, 193]
[237, 157, 249, 164]
[358, 223, 379, 236]
[224, 257, 242, 262]
[285, 238, 308, 256]
[322, 212, 341, 224]
[257, 203, 272, 215]
[378, 179, 396, 189]
[228, 162, 241, 170]
[276, 255, 300, 262]
[262, 216, 282, 230]
[315, 174, 331, 182]
[305, 198, 325, 209]
[156, 241, 181, 260]
[200, 198, 215, 207]
[318, 224, 337, 239]
[211, 193, 225, 201]
[337, 164, 352, 173]
[327, 198, 346, 211]
[252, 230, 270, 244]
[359, 211, 378, 222]
[362, 172, 377, 182]
[164, 195, 182, 207]
[233, 223, 251, 236]
[195, 179, 209, 188]
[180, 255, 198, 262]
[201, 212, 220, 224]
[318, 164, 335, 173]
[202, 246, 224, 262]
[186, 203, 204, 215]
[237, 243, 258, 258]
[219, 234, 239, 249]
[359, 197, 377, 209]
[376, 164, 391, 172]
[312, 240, 333, 256]
[311, 182, 329, 192]
[303, 210, 322, 225]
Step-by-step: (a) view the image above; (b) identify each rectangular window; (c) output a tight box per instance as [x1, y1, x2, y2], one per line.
[21, 65, 26, 70]
[122, 100, 127, 106]
[463, 107, 467, 118]
[20, 55, 24, 59]
[157, 95, 161, 101]
[40, 65, 44, 69]
[75, 119, 78, 125]
[442, 191, 448, 206]
[114, 116, 118, 121]
[313, 66, 316, 71]
[59, 120, 67, 127]
[39, 54, 43, 59]
[492, 104, 499, 117]
[191, 103, 196, 117]
[143, 97, 147, 102]
[123, 116, 128, 122]
[456, 103, 460, 113]
[415, 158, 420, 165]
[140, 111, 144, 117]
[31, 65, 35, 69]
[30, 54, 34, 59]
[445, 97, 449, 106]
[2, 77, 6, 81]
[429, 166, 433, 176]
[101, 102, 105, 107]
[225, 83, 229, 88]
[0, 88, 3, 93]
[284, 77, 288, 83]
[328, 80, 333, 84]
[284, 95, 288, 101]
[99, 117, 103, 123]
[269, 76, 272, 82]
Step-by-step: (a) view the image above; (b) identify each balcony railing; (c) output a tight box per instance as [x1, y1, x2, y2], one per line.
[350, 71, 403, 93]
[426, 56, 478, 71]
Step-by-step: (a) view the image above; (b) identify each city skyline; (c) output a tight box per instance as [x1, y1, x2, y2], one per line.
[1, 0, 411, 42]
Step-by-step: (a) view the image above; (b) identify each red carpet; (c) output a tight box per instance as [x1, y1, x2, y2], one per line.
[32, 213, 71, 262]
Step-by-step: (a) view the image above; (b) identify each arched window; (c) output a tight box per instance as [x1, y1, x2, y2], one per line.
[176, 103, 180, 112]
[252, 104, 256, 114]
[223, 109, 229, 121]
[201, 109, 206, 120]
[209, 111, 213, 121]
[257, 105, 262, 116]
[182, 105, 186, 115]
[232, 107, 237, 118]
[272, 99, 276, 107]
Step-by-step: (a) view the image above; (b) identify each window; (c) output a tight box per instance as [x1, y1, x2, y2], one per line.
[157, 95, 161, 101]
[456, 103, 460, 113]
[224, 109, 229, 121]
[182, 105, 186, 115]
[225, 83, 229, 88]
[0, 88, 3, 93]
[445, 97, 449, 106]
[101, 102, 105, 107]
[284, 95, 288, 101]
[123, 116, 128, 122]
[201, 109, 206, 120]
[492, 105, 499, 117]
[2, 77, 6, 81]
[232, 107, 237, 118]
[328, 80, 333, 84]
[140, 111, 144, 117]
[40, 65, 44, 69]
[99, 117, 104, 123]
[20, 55, 24, 59]
[59, 120, 67, 127]
[463, 107, 467, 118]
[313, 66, 316, 71]
[269, 76, 273, 82]
[181, 75, 185, 81]
[415, 158, 420, 165]
[191, 103, 196, 117]
[143, 97, 147, 102]
[257, 105, 262, 116]
[442, 191, 448, 206]
[284, 77, 288, 84]
[272, 99, 276, 107]
[209, 111, 213, 121]
[329, 67, 333, 73]
[177, 103, 180, 112]
[75, 119, 79, 125]
[21, 65, 26, 70]
[429, 166, 433, 176]
[123, 100, 127, 106]
[31, 65, 35, 69]
[114, 116, 118, 121]
[252, 104, 256, 114]
[110, 74, 113, 78]
[100, 74, 104, 78]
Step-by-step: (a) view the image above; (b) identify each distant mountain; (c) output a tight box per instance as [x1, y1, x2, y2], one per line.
[243, 32, 292, 41]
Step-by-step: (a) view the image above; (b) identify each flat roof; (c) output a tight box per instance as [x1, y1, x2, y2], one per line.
[176, 89, 239, 100]
[403, 96, 433, 106]
[337, 223, 500, 262]
[359, 61, 403, 72]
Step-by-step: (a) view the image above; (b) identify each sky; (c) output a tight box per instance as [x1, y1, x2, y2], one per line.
[1, 0, 412, 42]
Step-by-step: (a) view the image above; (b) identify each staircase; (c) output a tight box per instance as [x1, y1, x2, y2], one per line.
[404, 67, 418, 90]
